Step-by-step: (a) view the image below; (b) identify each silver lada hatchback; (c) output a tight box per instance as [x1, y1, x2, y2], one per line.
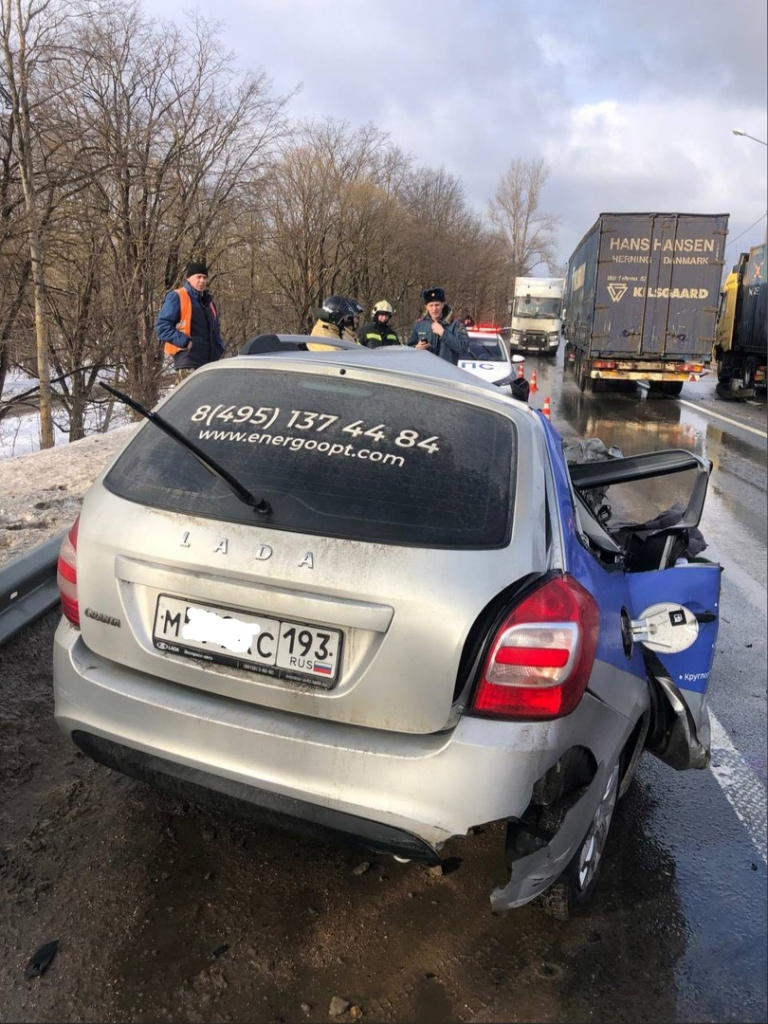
[53, 342, 721, 917]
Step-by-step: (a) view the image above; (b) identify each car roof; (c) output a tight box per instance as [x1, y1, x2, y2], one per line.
[209, 335, 534, 410]
[240, 333, 362, 354]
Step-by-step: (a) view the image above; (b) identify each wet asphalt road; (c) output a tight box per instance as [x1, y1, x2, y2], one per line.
[531, 352, 767, 1021]
[2, 353, 766, 1023]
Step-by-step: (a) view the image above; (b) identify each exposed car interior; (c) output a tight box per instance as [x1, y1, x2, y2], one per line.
[567, 447, 711, 572]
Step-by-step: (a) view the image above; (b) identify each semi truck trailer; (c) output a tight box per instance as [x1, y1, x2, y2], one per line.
[713, 244, 767, 398]
[563, 212, 729, 395]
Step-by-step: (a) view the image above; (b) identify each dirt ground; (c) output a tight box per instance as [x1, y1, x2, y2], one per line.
[0, 615, 587, 1024]
[2, 610, 697, 1024]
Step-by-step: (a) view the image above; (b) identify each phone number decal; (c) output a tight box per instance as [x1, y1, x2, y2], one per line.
[189, 405, 441, 453]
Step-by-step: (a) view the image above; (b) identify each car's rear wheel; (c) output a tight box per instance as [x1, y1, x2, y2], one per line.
[536, 761, 620, 920]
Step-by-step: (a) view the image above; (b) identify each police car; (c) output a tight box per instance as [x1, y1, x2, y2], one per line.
[458, 324, 522, 391]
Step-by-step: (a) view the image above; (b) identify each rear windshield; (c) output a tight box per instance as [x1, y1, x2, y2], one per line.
[466, 337, 506, 360]
[105, 367, 517, 547]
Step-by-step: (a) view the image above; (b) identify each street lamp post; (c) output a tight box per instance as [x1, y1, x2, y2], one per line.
[732, 128, 768, 146]
[732, 129, 768, 243]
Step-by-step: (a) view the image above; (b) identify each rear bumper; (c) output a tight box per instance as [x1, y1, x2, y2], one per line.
[574, 356, 709, 382]
[53, 620, 632, 878]
[71, 729, 441, 863]
[591, 370, 704, 382]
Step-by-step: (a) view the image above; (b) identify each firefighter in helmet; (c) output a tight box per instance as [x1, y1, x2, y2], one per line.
[356, 300, 401, 348]
[308, 295, 364, 351]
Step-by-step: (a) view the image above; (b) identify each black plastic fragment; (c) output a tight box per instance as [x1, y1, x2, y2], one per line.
[24, 940, 58, 979]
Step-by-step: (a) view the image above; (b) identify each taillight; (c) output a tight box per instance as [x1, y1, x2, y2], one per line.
[592, 360, 616, 370]
[470, 575, 599, 720]
[57, 517, 80, 627]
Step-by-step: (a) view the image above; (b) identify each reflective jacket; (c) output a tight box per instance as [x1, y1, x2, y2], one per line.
[308, 319, 360, 351]
[407, 316, 469, 364]
[156, 283, 225, 370]
[356, 319, 401, 348]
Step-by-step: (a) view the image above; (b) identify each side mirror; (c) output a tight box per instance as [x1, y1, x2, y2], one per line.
[510, 354, 525, 363]
[493, 374, 530, 404]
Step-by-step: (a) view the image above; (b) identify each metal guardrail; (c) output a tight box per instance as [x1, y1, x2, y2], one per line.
[0, 531, 65, 646]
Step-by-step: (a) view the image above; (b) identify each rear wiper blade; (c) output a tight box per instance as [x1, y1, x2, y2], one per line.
[102, 383, 272, 515]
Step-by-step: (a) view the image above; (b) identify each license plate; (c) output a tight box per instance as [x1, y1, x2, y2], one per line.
[152, 594, 342, 688]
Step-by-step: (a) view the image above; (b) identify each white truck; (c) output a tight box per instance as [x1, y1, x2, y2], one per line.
[508, 276, 565, 357]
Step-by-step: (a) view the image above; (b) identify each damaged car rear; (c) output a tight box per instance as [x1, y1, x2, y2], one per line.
[53, 343, 721, 918]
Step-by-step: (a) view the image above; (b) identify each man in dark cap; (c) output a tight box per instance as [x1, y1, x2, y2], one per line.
[155, 260, 226, 382]
[407, 286, 469, 364]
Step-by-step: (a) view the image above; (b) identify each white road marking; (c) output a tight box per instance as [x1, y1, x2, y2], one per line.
[677, 398, 768, 439]
[709, 711, 767, 862]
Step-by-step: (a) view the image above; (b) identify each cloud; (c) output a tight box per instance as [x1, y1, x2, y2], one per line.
[544, 97, 767, 260]
[149, 0, 768, 262]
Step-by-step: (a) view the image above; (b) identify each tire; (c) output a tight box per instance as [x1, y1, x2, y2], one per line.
[742, 357, 758, 390]
[536, 762, 620, 921]
[578, 361, 591, 392]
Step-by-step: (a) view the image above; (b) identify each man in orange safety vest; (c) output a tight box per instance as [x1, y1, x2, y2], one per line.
[155, 261, 226, 382]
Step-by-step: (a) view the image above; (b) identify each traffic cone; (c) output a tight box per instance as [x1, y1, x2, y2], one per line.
[530, 369, 538, 394]
[517, 361, 524, 379]
[542, 396, 551, 419]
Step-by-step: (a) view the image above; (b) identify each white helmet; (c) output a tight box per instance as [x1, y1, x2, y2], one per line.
[372, 300, 394, 316]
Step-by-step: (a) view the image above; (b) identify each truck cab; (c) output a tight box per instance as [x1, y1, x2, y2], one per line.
[509, 277, 565, 357]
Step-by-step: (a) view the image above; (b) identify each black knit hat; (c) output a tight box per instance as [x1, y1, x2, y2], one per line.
[422, 286, 445, 304]
[185, 261, 209, 278]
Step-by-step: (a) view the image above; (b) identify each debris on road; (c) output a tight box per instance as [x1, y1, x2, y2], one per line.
[24, 940, 58, 979]
[328, 995, 350, 1016]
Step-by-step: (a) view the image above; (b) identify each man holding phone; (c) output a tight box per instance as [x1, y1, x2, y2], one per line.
[408, 286, 469, 365]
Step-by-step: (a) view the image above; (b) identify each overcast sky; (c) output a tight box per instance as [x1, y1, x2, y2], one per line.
[152, 0, 767, 271]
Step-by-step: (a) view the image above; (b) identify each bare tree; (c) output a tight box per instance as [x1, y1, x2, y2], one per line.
[46, 2, 289, 408]
[257, 121, 389, 330]
[0, 102, 29, 398]
[258, 122, 516, 334]
[0, 0, 65, 446]
[488, 157, 560, 282]
[0, 9, 540, 447]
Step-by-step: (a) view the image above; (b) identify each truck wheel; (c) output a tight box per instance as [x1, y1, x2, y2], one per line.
[742, 357, 758, 390]
[578, 364, 591, 392]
